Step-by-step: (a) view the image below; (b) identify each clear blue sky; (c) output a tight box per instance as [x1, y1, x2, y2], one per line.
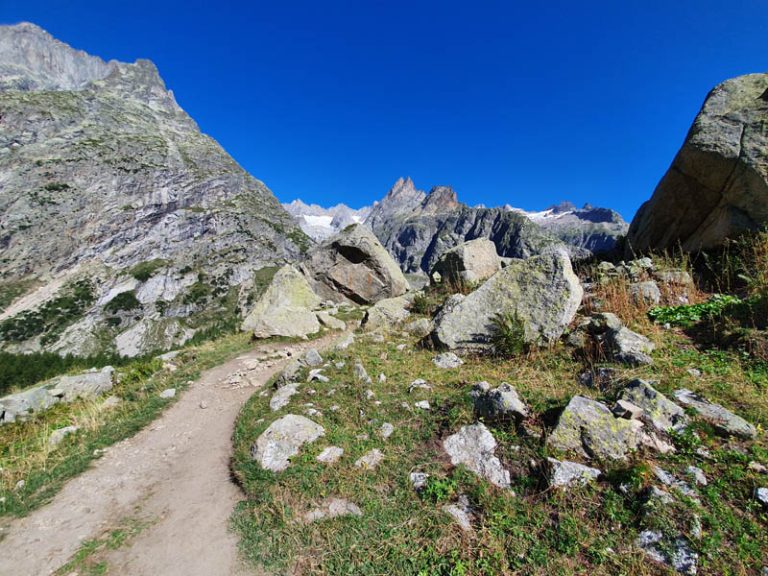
[2, 1, 766, 219]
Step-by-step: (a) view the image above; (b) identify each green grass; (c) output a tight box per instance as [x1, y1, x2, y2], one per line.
[0, 332, 256, 519]
[231, 316, 768, 575]
[648, 294, 742, 327]
[0, 278, 37, 313]
[127, 259, 169, 282]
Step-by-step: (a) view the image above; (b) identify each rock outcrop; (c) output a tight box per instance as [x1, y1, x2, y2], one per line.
[431, 249, 582, 351]
[251, 414, 325, 472]
[0, 23, 307, 357]
[627, 73, 768, 252]
[301, 224, 408, 305]
[429, 238, 501, 285]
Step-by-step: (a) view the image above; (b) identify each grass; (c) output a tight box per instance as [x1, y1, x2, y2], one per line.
[0, 278, 37, 313]
[127, 259, 169, 282]
[0, 332, 256, 519]
[231, 249, 768, 575]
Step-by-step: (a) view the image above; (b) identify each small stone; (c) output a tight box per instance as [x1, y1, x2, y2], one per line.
[302, 349, 323, 367]
[329, 405, 340, 412]
[756, 487, 768, 508]
[159, 388, 176, 399]
[379, 422, 395, 439]
[442, 495, 474, 531]
[687, 368, 702, 378]
[335, 361, 346, 369]
[307, 369, 329, 383]
[14, 480, 24, 491]
[48, 425, 80, 448]
[433, 352, 464, 369]
[365, 389, 375, 400]
[547, 458, 601, 488]
[674, 388, 757, 439]
[414, 400, 431, 410]
[355, 449, 384, 470]
[378, 373, 387, 383]
[316, 446, 344, 464]
[408, 379, 432, 393]
[199, 401, 208, 409]
[251, 414, 325, 472]
[612, 399, 644, 420]
[305, 408, 323, 417]
[472, 382, 527, 421]
[410, 472, 429, 491]
[396, 344, 407, 351]
[270, 383, 299, 411]
[443, 423, 510, 488]
[353, 361, 372, 385]
[302, 497, 362, 523]
[686, 466, 707, 486]
[748, 461, 768, 474]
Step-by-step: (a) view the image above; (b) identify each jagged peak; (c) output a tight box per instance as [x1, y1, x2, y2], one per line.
[385, 176, 424, 201]
[420, 185, 460, 214]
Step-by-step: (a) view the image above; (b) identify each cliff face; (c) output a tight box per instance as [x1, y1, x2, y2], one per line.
[0, 23, 307, 357]
[627, 74, 768, 253]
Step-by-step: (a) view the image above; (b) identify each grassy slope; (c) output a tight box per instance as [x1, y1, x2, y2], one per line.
[231, 279, 768, 575]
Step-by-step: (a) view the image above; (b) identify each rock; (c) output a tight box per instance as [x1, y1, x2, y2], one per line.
[302, 497, 362, 524]
[755, 487, 768, 508]
[749, 461, 768, 474]
[199, 401, 208, 409]
[630, 281, 662, 305]
[307, 369, 329, 383]
[612, 399, 644, 420]
[159, 388, 176, 399]
[432, 352, 463, 369]
[409, 472, 430, 491]
[316, 446, 344, 464]
[627, 73, 768, 253]
[302, 349, 323, 367]
[636, 530, 698, 575]
[48, 425, 79, 448]
[673, 388, 757, 438]
[619, 379, 688, 433]
[378, 373, 387, 383]
[335, 333, 355, 350]
[687, 368, 702, 378]
[315, 311, 346, 331]
[653, 466, 698, 499]
[270, 383, 300, 411]
[441, 495, 475, 531]
[429, 238, 501, 286]
[654, 269, 694, 286]
[431, 248, 583, 351]
[241, 265, 321, 339]
[405, 318, 434, 338]
[354, 449, 384, 470]
[578, 367, 618, 390]
[442, 423, 511, 488]
[379, 423, 395, 439]
[548, 396, 643, 460]
[102, 395, 122, 408]
[587, 312, 623, 334]
[301, 223, 408, 305]
[546, 457, 601, 488]
[360, 295, 411, 332]
[274, 360, 303, 388]
[251, 414, 325, 472]
[408, 379, 432, 393]
[414, 400, 431, 410]
[607, 327, 655, 365]
[686, 466, 708, 486]
[471, 382, 528, 422]
[353, 360, 372, 385]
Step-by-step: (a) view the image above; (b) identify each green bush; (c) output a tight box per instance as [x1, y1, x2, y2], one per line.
[104, 290, 141, 313]
[648, 294, 741, 326]
[490, 311, 529, 357]
[128, 259, 168, 282]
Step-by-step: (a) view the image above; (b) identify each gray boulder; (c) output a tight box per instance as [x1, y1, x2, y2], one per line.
[251, 414, 325, 472]
[619, 379, 688, 433]
[241, 265, 321, 339]
[48, 425, 79, 448]
[630, 281, 662, 305]
[627, 73, 768, 253]
[270, 383, 300, 412]
[636, 530, 698, 575]
[433, 352, 463, 369]
[673, 388, 757, 438]
[431, 248, 582, 351]
[471, 382, 528, 422]
[548, 396, 644, 460]
[442, 423, 511, 488]
[546, 458, 601, 489]
[429, 238, 501, 286]
[301, 223, 408, 305]
[360, 295, 411, 332]
[607, 326, 655, 365]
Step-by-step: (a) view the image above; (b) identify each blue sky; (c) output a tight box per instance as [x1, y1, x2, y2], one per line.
[2, 1, 766, 219]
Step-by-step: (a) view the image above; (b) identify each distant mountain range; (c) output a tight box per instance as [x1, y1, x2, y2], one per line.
[284, 179, 628, 273]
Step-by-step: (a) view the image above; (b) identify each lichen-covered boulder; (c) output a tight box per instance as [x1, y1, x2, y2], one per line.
[471, 382, 528, 422]
[241, 265, 321, 339]
[429, 238, 501, 286]
[301, 224, 408, 305]
[619, 379, 688, 433]
[360, 295, 411, 332]
[431, 248, 582, 351]
[548, 396, 644, 460]
[546, 458, 602, 488]
[607, 326, 655, 365]
[251, 414, 325, 472]
[673, 388, 757, 439]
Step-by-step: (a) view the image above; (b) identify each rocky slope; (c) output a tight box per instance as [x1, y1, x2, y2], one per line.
[0, 23, 307, 357]
[627, 73, 768, 253]
[283, 199, 370, 241]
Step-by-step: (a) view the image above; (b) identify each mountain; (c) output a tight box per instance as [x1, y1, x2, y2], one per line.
[627, 73, 768, 253]
[0, 23, 308, 357]
[282, 199, 371, 241]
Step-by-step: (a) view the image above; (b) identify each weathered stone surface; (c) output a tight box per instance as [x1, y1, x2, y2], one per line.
[433, 352, 463, 369]
[607, 327, 655, 365]
[673, 388, 757, 438]
[302, 498, 362, 524]
[302, 224, 408, 305]
[315, 311, 346, 331]
[360, 295, 411, 332]
[619, 379, 688, 433]
[443, 423, 511, 488]
[353, 360, 372, 385]
[379, 422, 395, 439]
[548, 396, 643, 460]
[241, 265, 321, 339]
[316, 446, 344, 464]
[48, 425, 79, 448]
[354, 449, 384, 470]
[628, 73, 768, 253]
[302, 349, 323, 368]
[636, 530, 698, 575]
[471, 382, 528, 422]
[432, 248, 582, 351]
[159, 388, 176, 399]
[429, 238, 501, 285]
[630, 281, 662, 305]
[755, 487, 768, 508]
[546, 457, 601, 488]
[442, 495, 475, 532]
[405, 317, 434, 338]
[251, 415, 325, 472]
[270, 383, 300, 412]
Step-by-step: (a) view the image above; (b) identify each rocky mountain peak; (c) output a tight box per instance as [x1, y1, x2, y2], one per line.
[420, 186, 460, 214]
[0, 22, 115, 91]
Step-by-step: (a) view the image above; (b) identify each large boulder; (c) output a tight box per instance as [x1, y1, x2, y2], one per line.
[619, 380, 688, 433]
[360, 295, 411, 333]
[251, 414, 325, 472]
[627, 74, 768, 253]
[241, 265, 321, 339]
[429, 238, 501, 286]
[301, 224, 408, 305]
[431, 248, 582, 351]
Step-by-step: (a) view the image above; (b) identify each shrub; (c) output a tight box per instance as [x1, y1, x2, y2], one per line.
[490, 311, 529, 357]
[128, 259, 169, 282]
[103, 290, 141, 313]
[648, 294, 741, 327]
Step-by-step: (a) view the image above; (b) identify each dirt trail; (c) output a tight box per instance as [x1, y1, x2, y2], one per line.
[0, 336, 337, 576]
